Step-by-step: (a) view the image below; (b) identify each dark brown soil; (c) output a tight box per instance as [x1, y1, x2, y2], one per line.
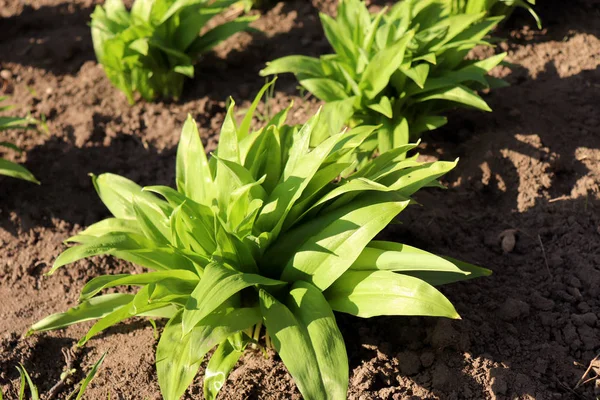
[1, 0, 600, 399]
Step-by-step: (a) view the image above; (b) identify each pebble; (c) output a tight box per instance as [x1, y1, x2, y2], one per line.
[498, 298, 530, 321]
[420, 352, 435, 368]
[531, 293, 555, 311]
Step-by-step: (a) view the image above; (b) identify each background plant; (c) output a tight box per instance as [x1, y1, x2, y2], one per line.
[0, 97, 39, 184]
[29, 82, 489, 400]
[91, 0, 257, 103]
[261, 0, 522, 162]
[0, 354, 105, 400]
[450, 0, 540, 27]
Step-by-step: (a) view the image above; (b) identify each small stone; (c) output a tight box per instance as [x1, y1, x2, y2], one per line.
[578, 301, 591, 312]
[499, 229, 517, 253]
[581, 312, 598, 327]
[568, 277, 582, 288]
[0, 69, 12, 80]
[531, 293, 555, 311]
[508, 108, 521, 117]
[498, 298, 530, 321]
[420, 351, 435, 368]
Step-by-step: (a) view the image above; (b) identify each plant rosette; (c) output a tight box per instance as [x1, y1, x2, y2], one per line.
[29, 82, 490, 400]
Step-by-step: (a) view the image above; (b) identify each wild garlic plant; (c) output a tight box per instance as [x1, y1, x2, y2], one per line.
[261, 0, 514, 163]
[0, 97, 38, 184]
[91, 0, 256, 103]
[30, 82, 489, 400]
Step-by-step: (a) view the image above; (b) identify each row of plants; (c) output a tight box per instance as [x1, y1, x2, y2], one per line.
[2, 0, 538, 398]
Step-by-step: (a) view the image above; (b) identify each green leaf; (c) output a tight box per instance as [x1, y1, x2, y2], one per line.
[28, 294, 134, 334]
[280, 192, 411, 290]
[259, 289, 327, 400]
[204, 337, 246, 400]
[299, 78, 348, 102]
[16, 365, 38, 400]
[359, 33, 412, 99]
[80, 270, 199, 301]
[238, 78, 277, 139]
[51, 232, 196, 274]
[260, 55, 324, 77]
[157, 308, 261, 400]
[367, 96, 393, 119]
[92, 173, 168, 220]
[256, 118, 340, 235]
[286, 281, 348, 400]
[182, 262, 285, 335]
[319, 13, 357, 63]
[73, 353, 107, 400]
[402, 255, 492, 286]
[351, 241, 470, 275]
[0, 158, 39, 184]
[66, 218, 142, 243]
[402, 63, 430, 88]
[325, 270, 460, 319]
[176, 115, 213, 205]
[414, 85, 492, 112]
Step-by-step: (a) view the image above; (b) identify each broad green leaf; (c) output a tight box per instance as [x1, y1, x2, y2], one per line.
[260, 56, 324, 77]
[319, 13, 357, 63]
[0, 158, 39, 184]
[256, 119, 340, 235]
[182, 262, 285, 335]
[280, 192, 411, 290]
[367, 96, 393, 119]
[325, 270, 460, 318]
[157, 308, 261, 400]
[402, 63, 430, 88]
[133, 196, 170, 244]
[402, 255, 492, 286]
[411, 115, 448, 136]
[176, 115, 213, 205]
[66, 218, 142, 243]
[259, 289, 327, 400]
[92, 173, 168, 220]
[414, 85, 492, 112]
[359, 33, 412, 99]
[204, 338, 246, 400]
[80, 270, 199, 301]
[299, 78, 348, 102]
[380, 159, 458, 196]
[28, 294, 134, 334]
[286, 281, 348, 400]
[51, 232, 195, 274]
[351, 241, 469, 275]
[78, 286, 175, 345]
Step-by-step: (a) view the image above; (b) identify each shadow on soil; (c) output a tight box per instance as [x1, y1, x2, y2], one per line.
[0, 132, 176, 233]
[0, 2, 96, 76]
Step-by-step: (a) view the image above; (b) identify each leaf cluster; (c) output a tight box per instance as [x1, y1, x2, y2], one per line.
[29, 83, 489, 399]
[91, 0, 257, 103]
[261, 0, 516, 159]
[450, 0, 540, 28]
[0, 97, 39, 184]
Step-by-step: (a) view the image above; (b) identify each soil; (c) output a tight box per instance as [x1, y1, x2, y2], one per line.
[1, 0, 600, 399]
